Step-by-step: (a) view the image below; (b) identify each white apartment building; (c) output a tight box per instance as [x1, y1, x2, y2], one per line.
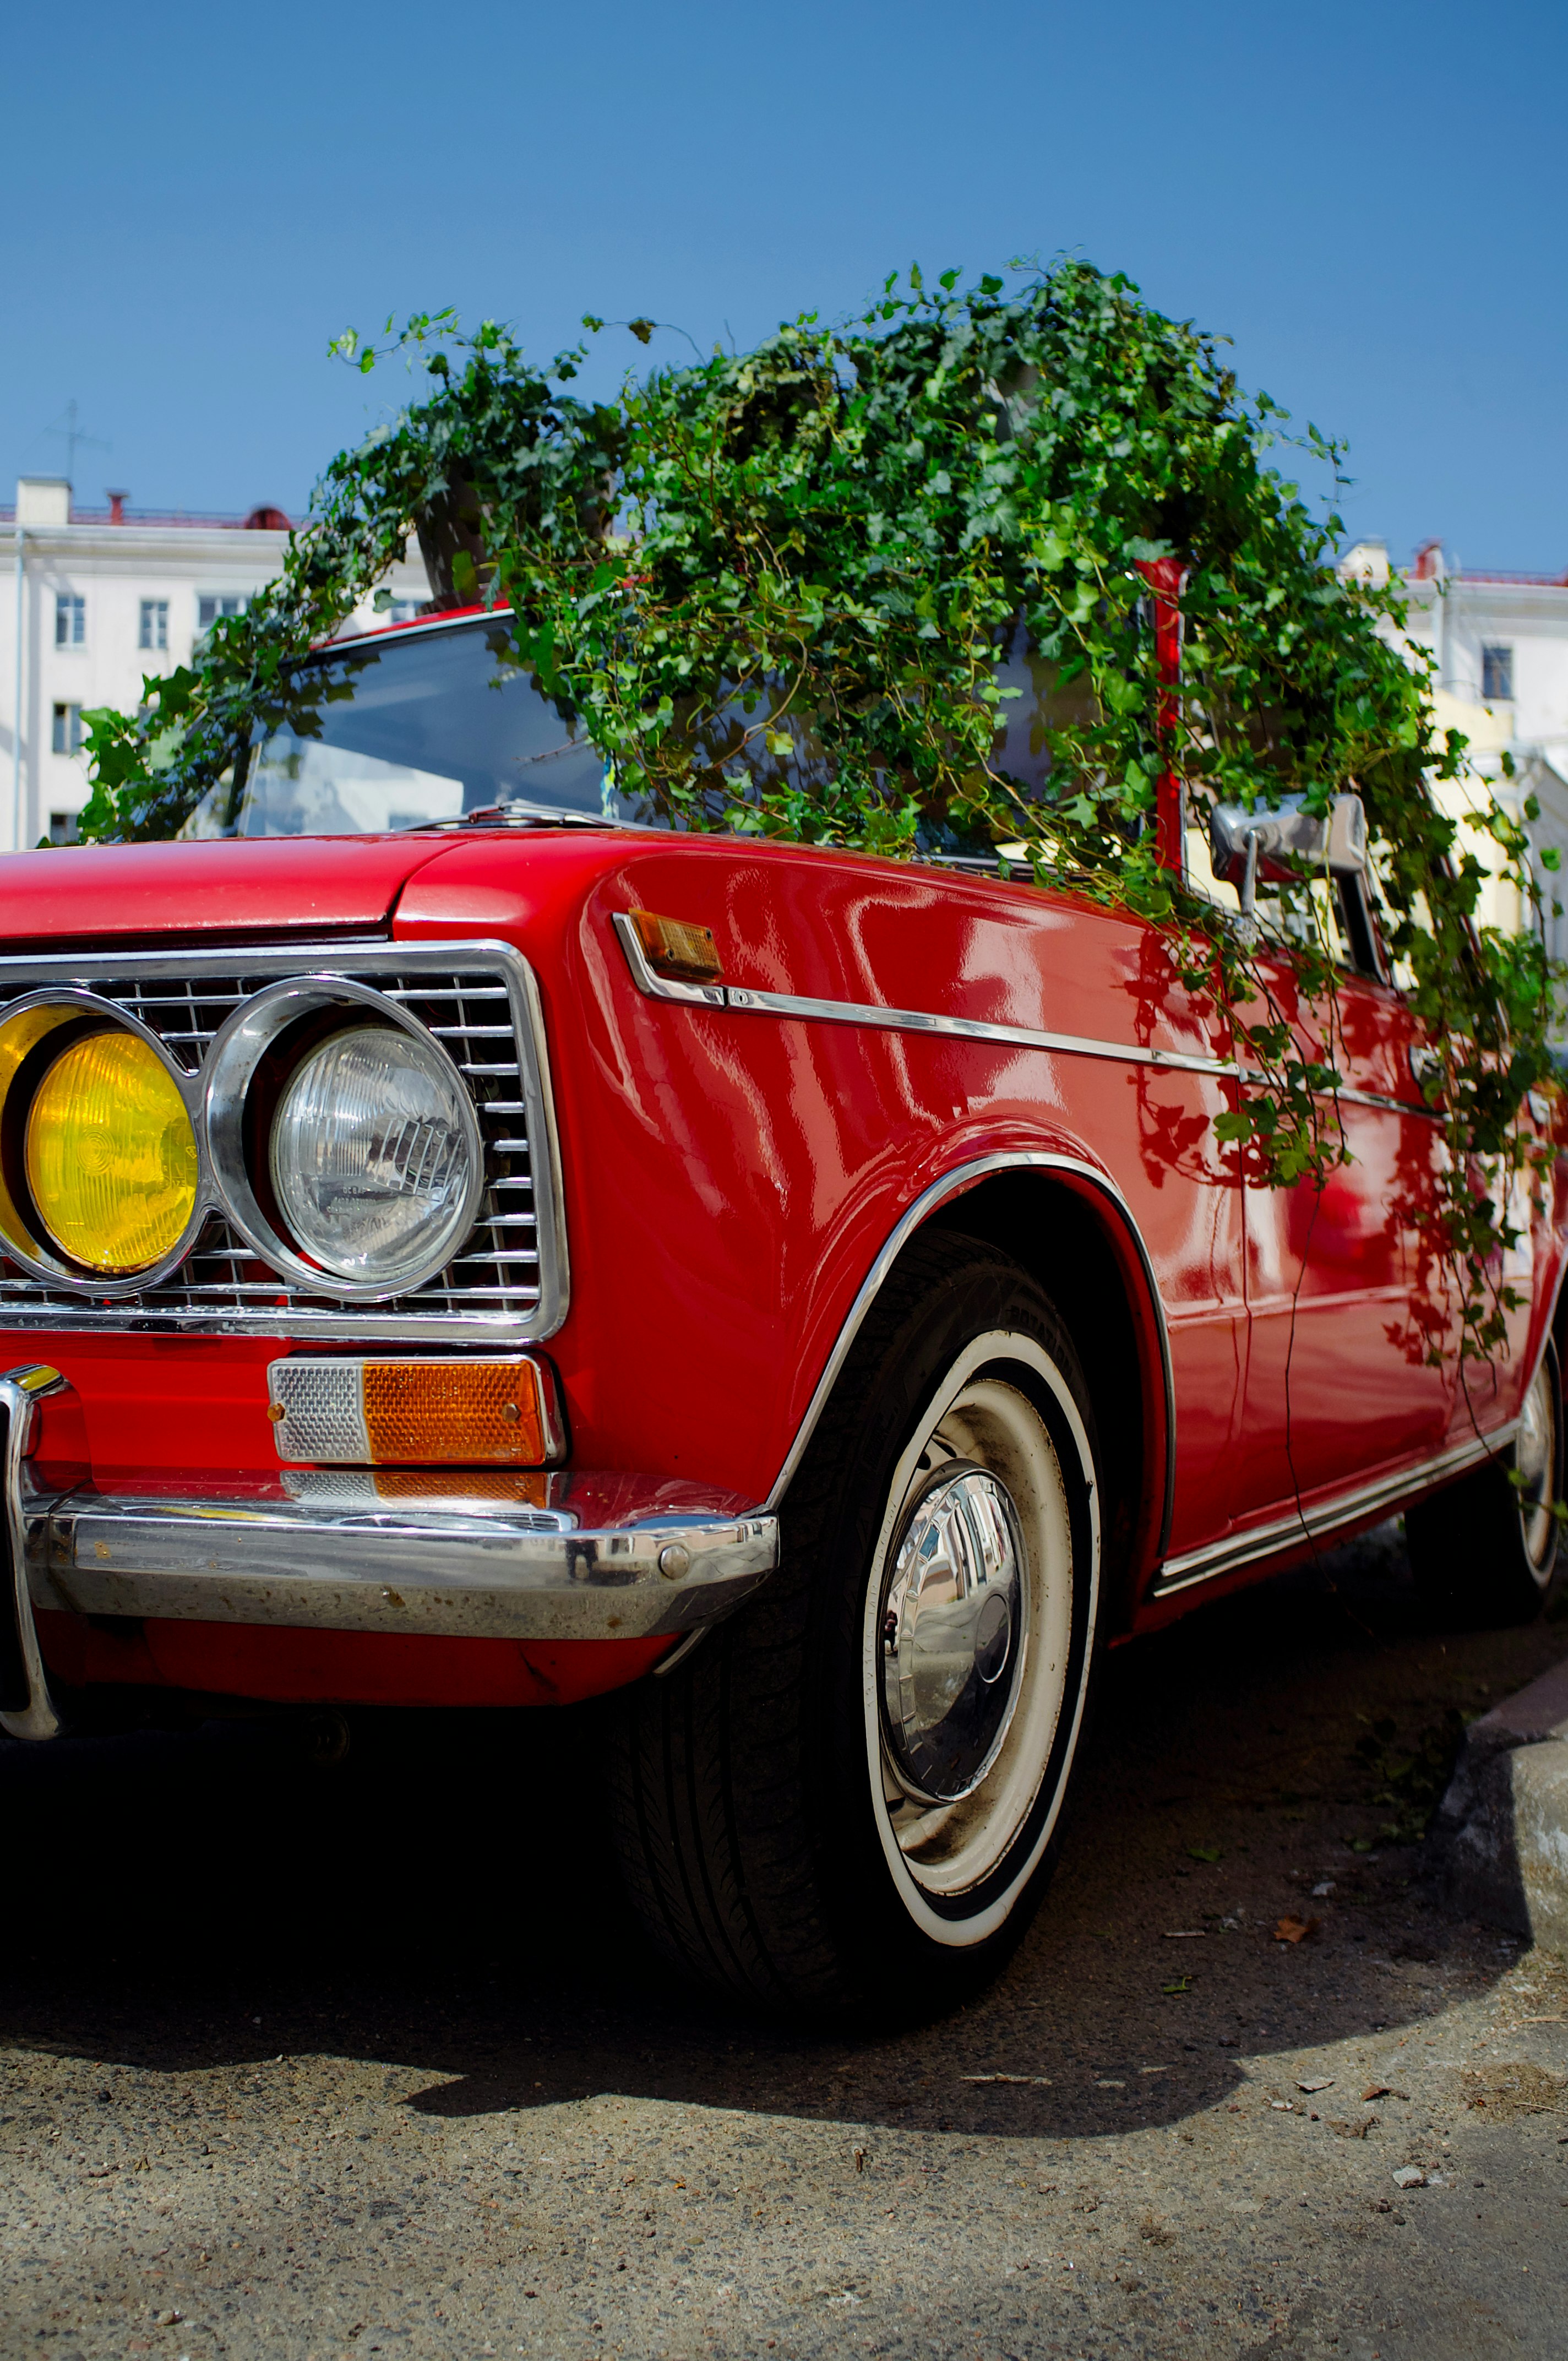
[1, 476, 430, 851]
[6, 472, 1565, 953]
[1340, 539, 1568, 955]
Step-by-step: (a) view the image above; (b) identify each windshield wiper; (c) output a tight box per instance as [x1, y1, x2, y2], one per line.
[403, 798, 624, 833]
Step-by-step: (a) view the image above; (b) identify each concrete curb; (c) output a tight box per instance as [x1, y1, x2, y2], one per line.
[1428, 1656, 1568, 1949]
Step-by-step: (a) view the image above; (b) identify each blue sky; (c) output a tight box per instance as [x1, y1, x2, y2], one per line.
[6, 0, 1564, 570]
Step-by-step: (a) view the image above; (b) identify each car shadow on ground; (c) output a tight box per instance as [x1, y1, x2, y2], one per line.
[2, 1522, 1562, 2144]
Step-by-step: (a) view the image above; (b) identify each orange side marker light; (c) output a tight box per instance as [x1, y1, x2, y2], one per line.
[629, 910, 723, 984]
[266, 1356, 565, 1466]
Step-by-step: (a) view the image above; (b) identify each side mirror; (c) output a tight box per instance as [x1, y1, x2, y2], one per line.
[1209, 792, 1368, 937]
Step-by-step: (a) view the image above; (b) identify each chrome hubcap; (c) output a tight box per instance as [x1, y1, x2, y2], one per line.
[879, 1462, 1027, 1804]
[1516, 1361, 1558, 1576]
[865, 1348, 1088, 1910]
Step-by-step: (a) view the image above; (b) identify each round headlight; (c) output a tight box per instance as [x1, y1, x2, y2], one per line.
[269, 1024, 477, 1287]
[24, 1030, 198, 1273]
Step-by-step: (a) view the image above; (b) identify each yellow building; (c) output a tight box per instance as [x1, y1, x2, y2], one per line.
[1341, 540, 1568, 958]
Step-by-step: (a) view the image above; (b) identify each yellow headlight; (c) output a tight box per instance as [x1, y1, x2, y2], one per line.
[25, 1031, 198, 1272]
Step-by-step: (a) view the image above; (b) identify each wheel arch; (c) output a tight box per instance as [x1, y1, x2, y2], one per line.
[1551, 1253, 1568, 1376]
[763, 1153, 1173, 1634]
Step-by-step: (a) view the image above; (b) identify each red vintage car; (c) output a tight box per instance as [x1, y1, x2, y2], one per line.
[0, 608, 1560, 2016]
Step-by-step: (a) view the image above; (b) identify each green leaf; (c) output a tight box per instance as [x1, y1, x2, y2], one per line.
[1212, 1109, 1255, 1143]
[67, 261, 1553, 1410]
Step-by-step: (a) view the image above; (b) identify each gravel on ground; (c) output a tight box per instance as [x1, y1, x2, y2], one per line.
[3, 1522, 1567, 2360]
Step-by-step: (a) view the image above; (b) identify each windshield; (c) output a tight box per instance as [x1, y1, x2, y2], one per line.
[181, 608, 1102, 848]
[184, 617, 649, 837]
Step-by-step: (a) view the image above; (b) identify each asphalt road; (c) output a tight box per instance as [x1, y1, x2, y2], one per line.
[4, 1525, 1567, 2361]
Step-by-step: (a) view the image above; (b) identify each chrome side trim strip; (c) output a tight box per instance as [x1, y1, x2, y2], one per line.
[0, 1365, 70, 1741]
[725, 982, 1235, 1079]
[613, 913, 1434, 1117]
[28, 1473, 778, 1649]
[1152, 1418, 1521, 1597]
[760, 1150, 1178, 1563]
[617, 912, 1232, 1077]
[1327, 1084, 1428, 1118]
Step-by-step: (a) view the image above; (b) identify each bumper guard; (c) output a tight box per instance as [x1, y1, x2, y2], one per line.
[0, 1369, 779, 1741]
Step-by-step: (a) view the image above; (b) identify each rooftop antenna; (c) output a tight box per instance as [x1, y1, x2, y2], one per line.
[44, 399, 110, 488]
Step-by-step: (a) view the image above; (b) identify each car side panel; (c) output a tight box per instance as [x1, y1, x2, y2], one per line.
[1233, 956, 1457, 1515]
[398, 835, 1249, 1563]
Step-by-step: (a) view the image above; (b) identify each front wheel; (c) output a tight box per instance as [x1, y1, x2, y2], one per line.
[606, 1234, 1103, 2019]
[1404, 1345, 1563, 1626]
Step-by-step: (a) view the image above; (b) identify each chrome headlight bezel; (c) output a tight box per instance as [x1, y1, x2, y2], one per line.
[204, 977, 485, 1301]
[0, 989, 206, 1294]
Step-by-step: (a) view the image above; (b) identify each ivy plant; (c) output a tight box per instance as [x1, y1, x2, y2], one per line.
[77, 262, 1562, 1380]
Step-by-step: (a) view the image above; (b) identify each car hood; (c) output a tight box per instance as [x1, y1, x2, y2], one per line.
[0, 834, 462, 947]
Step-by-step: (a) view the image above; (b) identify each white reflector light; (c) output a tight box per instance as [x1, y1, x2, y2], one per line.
[267, 1356, 565, 1466]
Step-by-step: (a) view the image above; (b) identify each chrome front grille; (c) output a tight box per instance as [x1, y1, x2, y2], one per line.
[0, 940, 565, 1343]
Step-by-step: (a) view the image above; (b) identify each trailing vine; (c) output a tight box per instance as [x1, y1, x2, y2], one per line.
[77, 262, 1562, 1381]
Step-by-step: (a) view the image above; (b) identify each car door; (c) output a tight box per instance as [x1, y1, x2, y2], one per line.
[1229, 934, 1457, 1525]
[1120, 916, 1251, 1555]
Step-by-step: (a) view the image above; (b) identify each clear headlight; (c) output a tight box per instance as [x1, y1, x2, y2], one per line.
[269, 1025, 476, 1287]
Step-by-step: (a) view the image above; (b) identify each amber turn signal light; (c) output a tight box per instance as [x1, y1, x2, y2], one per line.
[265, 1356, 567, 1467]
[629, 909, 723, 984]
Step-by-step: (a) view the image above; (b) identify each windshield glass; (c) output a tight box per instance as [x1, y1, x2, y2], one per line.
[184, 617, 650, 837]
[181, 608, 1107, 851]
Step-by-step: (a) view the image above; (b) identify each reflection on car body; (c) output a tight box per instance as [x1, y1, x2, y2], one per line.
[1, 605, 1561, 2019]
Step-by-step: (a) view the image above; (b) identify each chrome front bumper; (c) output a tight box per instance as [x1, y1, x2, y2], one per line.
[1, 1412, 778, 1740]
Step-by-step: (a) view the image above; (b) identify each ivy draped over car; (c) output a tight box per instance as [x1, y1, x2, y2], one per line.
[76, 260, 1563, 1377]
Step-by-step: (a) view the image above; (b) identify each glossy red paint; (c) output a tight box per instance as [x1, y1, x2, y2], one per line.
[1232, 949, 1457, 1516]
[0, 833, 448, 944]
[4, 621, 1565, 1717]
[28, 1332, 282, 1481]
[398, 832, 1244, 1558]
[32, 1610, 671, 1707]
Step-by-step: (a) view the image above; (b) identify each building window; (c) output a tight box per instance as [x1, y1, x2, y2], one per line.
[139, 599, 169, 652]
[54, 594, 85, 649]
[197, 593, 247, 630]
[48, 812, 80, 846]
[1482, 644, 1514, 701]
[51, 703, 84, 756]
